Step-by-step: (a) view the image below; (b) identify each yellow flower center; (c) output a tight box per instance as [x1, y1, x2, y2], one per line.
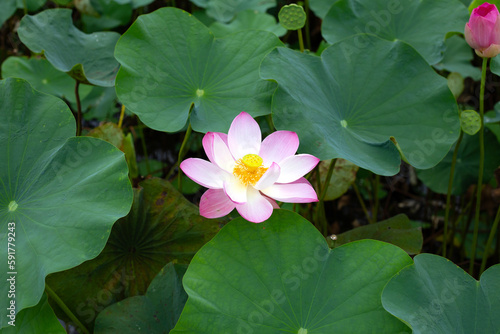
[233, 154, 268, 186]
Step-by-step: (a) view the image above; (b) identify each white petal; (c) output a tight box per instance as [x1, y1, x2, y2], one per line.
[228, 112, 261, 159]
[261, 178, 318, 203]
[254, 162, 280, 190]
[276, 154, 320, 183]
[235, 187, 274, 223]
[180, 158, 227, 189]
[223, 176, 247, 204]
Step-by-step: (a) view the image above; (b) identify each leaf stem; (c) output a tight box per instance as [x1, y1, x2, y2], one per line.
[177, 123, 192, 191]
[480, 204, 500, 275]
[303, 0, 311, 50]
[469, 57, 488, 275]
[137, 118, 150, 175]
[352, 181, 371, 223]
[297, 28, 305, 52]
[75, 81, 82, 136]
[118, 105, 126, 128]
[45, 283, 90, 334]
[372, 173, 380, 223]
[443, 130, 464, 258]
[319, 159, 336, 203]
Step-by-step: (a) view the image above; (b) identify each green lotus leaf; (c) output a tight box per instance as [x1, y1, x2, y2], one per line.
[209, 10, 286, 38]
[16, 0, 46, 11]
[87, 123, 138, 179]
[94, 262, 188, 333]
[0, 0, 17, 27]
[1, 57, 92, 103]
[322, 0, 469, 65]
[309, 0, 339, 19]
[18, 9, 120, 86]
[82, 0, 133, 33]
[189, 0, 276, 23]
[278, 4, 306, 30]
[417, 129, 500, 195]
[382, 254, 500, 333]
[433, 35, 481, 80]
[172, 210, 411, 333]
[260, 36, 460, 175]
[334, 214, 423, 255]
[0, 78, 132, 329]
[76, 86, 118, 121]
[46, 177, 222, 330]
[2, 293, 65, 334]
[115, 7, 282, 133]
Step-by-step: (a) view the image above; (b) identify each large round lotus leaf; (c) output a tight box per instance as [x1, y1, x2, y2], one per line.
[382, 254, 500, 333]
[17, 9, 120, 87]
[2, 293, 65, 334]
[433, 35, 481, 80]
[209, 10, 286, 38]
[115, 7, 282, 133]
[172, 210, 412, 333]
[94, 262, 188, 333]
[322, 0, 469, 65]
[0, 78, 133, 329]
[46, 177, 222, 331]
[260, 36, 460, 176]
[1, 57, 92, 103]
[417, 129, 500, 195]
[189, 0, 276, 23]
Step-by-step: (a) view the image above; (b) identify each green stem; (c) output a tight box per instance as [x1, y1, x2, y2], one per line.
[303, 0, 311, 50]
[75, 81, 82, 136]
[137, 119, 150, 175]
[314, 159, 336, 235]
[22, 0, 27, 14]
[469, 57, 488, 275]
[449, 193, 473, 259]
[352, 181, 371, 223]
[319, 159, 336, 203]
[372, 174, 380, 223]
[443, 130, 464, 258]
[297, 29, 305, 52]
[177, 123, 192, 190]
[45, 283, 90, 334]
[480, 205, 500, 275]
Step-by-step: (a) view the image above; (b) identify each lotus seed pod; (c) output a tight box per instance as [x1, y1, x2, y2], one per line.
[460, 110, 481, 135]
[278, 4, 306, 30]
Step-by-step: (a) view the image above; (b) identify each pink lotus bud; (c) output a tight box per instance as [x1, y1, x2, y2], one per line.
[465, 2, 500, 58]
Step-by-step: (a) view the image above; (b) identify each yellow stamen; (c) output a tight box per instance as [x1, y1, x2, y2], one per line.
[233, 154, 268, 185]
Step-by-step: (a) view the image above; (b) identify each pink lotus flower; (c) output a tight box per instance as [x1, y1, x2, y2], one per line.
[465, 2, 500, 58]
[180, 112, 320, 223]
